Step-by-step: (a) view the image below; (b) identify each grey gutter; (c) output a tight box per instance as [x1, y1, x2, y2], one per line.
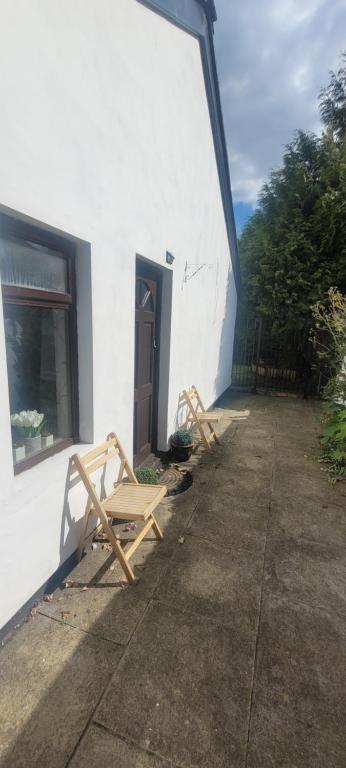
[136, 0, 241, 290]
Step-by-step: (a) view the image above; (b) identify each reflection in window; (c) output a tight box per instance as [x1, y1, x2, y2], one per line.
[5, 305, 72, 461]
[136, 278, 154, 311]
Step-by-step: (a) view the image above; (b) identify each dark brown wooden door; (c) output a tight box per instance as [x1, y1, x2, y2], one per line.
[133, 265, 158, 465]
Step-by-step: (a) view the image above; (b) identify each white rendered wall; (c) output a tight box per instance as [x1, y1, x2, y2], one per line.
[0, 0, 237, 628]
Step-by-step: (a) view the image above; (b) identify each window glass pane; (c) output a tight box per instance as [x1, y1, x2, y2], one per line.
[4, 304, 73, 464]
[0, 236, 68, 293]
[136, 278, 154, 311]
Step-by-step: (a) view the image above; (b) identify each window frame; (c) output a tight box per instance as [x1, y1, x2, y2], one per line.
[0, 214, 79, 475]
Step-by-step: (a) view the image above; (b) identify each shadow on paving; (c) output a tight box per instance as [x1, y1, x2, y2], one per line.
[0, 391, 345, 768]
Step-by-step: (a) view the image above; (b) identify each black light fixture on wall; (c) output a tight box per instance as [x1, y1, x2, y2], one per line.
[166, 251, 175, 266]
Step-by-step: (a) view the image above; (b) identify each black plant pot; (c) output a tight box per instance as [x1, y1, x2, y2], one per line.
[171, 441, 194, 462]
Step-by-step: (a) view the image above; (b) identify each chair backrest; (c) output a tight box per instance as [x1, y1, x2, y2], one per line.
[179, 385, 205, 416]
[72, 432, 138, 512]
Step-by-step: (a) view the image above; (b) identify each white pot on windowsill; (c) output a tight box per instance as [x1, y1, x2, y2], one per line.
[12, 445, 26, 463]
[24, 435, 42, 456]
[42, 434, 54, 448]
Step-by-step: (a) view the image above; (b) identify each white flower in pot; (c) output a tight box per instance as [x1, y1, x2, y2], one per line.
[11, 410, 46, 456]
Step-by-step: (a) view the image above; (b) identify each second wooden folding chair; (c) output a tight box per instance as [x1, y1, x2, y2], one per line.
[180, 385, 221, 450]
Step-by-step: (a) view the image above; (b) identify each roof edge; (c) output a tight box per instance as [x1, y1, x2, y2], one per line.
[196, 0, 217, 23]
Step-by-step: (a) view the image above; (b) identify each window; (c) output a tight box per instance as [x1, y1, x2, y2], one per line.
[0, 216, 78, 473]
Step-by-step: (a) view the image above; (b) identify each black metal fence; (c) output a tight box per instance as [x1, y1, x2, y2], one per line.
[231, 315, 316, 395]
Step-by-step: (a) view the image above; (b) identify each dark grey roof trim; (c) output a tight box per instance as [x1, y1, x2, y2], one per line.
[196, 0, 217, 23]
[136, 0, 240, 289]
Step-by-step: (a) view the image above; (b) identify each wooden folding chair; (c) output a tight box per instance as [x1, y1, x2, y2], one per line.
[179, 385, 221, 450]
[72, 433, 166, 584]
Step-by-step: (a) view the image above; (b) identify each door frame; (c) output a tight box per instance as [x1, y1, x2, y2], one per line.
[134, 256, 162, 465]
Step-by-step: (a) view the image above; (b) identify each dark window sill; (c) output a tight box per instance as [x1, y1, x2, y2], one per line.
[13, 438, 75, 475]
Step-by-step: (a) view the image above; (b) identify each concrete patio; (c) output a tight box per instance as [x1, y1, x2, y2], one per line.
[0, 391, 345, 767]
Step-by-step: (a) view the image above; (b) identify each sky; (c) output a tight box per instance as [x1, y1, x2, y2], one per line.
[214, 0, 346, 236]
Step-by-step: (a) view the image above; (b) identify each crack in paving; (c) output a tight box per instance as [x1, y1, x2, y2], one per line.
[92, 721, 185, 768]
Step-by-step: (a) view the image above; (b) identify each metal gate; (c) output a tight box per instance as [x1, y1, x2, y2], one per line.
[231, 315, 313, 395]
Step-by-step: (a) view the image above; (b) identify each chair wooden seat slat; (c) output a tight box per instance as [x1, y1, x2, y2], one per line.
[179, 385, 221, 450]
[72, 432, 166, 584]
[102, 483, 167, 521]
[194, 411, 220, 423]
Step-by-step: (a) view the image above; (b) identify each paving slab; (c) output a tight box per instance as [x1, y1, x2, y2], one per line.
[155, 533, 263, 632]
[222, 450, 273, 474]
[274, 453, 326, 480]
[232, 425, 274, 440]
[39, 578, 151, 646]
[272, 469, 340, 505]
[214, 467, 271, 506]
[0, 613, 122, 768]
[247, 701, 346, 768]
[274, 432, 321, 457]
[270, 496, 346, 548]
[250, 595, 346, 739]
[187, 497, 268, 553]
[274, 408, 319, 426]
[276, 427, 319, 444]
[230, 434, 275, 456]
[273, 439, 320, 461]
[264, 533, 346, 616]
[155, 494, 199, 549]
[95, 600, 255, 768]
[70, 724, 172, 768]
[38, 533, 170, 646]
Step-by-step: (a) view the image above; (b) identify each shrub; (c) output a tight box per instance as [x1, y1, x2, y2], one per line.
[320, 403, 346, 481]
[312, 288, 346, 481]
[134, 467, 159, 484]
[171, 429, 194, 446]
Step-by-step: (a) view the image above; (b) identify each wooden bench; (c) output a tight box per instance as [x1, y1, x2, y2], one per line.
[72, 432, 166, 584]
[179, 385, 221, 450]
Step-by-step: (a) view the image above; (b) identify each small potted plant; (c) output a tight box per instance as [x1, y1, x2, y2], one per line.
[134, 467, 159, 484]
[11, 410, 46, 456]
[170, 429, 194, 461]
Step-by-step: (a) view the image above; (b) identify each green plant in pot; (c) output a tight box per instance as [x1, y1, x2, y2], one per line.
[170, 429, 194, 461]
[135, 467, 159, 484]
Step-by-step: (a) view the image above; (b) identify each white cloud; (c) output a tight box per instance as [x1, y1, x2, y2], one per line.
[228, 148, 264, 204]
[214, 0, 346, 204]
[271, 0, 325, 29]
[291, 63, 311, 94]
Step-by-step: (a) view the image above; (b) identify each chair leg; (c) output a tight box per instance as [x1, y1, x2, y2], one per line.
[101, 516, 137, 584]
[207, 422, 220, 445]
[196, 419, 211, 450]
[151, 513, 163, 540]
[113, 538, 137, 584]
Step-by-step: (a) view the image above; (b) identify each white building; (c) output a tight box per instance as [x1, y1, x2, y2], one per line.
[0, 0, 239, 633]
